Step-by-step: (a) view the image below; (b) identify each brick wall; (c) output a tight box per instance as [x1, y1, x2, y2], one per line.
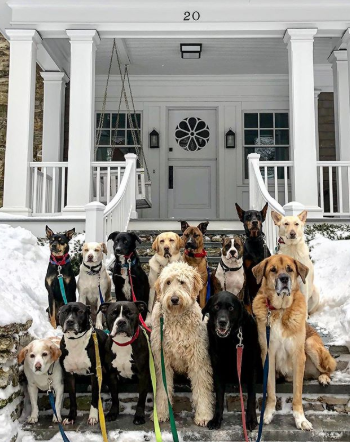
[318, 92, 336, 161]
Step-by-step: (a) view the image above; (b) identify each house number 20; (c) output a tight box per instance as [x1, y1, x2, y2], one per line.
[184, 11, 200, 21]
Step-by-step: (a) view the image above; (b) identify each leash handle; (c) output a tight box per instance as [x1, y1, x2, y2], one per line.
[58, 275, 68, 305]
[160, 316, 179, 442]
[48, 391, 71, 442]
[141, 327, 163, 442]
[236, 345, 250, 442]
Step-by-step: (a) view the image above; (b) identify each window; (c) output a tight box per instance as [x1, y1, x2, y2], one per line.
[95, 112, 142, 161]
[244, 112, 289, 178]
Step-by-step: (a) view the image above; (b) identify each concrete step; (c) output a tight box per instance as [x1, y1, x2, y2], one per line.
[129, 219, 243, 232]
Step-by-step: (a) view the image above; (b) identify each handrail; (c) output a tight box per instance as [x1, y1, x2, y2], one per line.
[30, 162, 68, 167]
[91, 161, 126, 167]
[104, 160, 132, 218]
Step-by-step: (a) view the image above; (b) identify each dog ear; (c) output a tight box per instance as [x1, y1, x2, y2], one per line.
[100, 242, 108, 254]
[235, 203, 245, 222]
[202, 296, 214, 320]
[252, 259, 268, 285]
[261, 203, 268, 222]
[297, 210, 308, 224]
[154, 277, 162, 300]
[98, 302, 111, 315]
[294, 259, 309, 284]
[17, 345, 30, 364]
[152, 236, 159, 252]
[176, 234, 184, 249]
[197, 221, 209, 235]
[46, 225, 54, 239]
[271, 211, 283, 226]
[65, 228, 75, 241]
[192, 269, 204, 296]
[180, 221, 190, 233]
[107, 231, 119, 242]
[135, 301, 148, 314]
[130, 232, 142, 244]
[50, 344, 62, 362]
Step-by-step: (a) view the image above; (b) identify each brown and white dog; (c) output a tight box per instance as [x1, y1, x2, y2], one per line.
[271, 210, 320, 315]
[18, 338, 63, 424]
[181, 221, 209, 308]
[252, 255, 336, 431]
[148, 232, 183, 315]
[211, 236, 245, 300]
[77, 242, 112, 329]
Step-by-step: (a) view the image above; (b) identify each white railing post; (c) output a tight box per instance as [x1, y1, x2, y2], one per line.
[85, 201, 105, 243]
[283, 201, 305, 216]
[125, 153, 138, 219]
[248, 153, 261, 210]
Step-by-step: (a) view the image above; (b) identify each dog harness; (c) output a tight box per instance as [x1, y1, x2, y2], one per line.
[219, 259, 243, 292]
[112, 326, 140, 347]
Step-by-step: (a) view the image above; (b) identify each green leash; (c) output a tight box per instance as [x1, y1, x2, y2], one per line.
[160, 316, 179, 442]
[141, 327, 162, 442]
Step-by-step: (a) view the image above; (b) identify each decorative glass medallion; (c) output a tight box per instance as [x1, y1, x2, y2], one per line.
[175, 117, 210, 152]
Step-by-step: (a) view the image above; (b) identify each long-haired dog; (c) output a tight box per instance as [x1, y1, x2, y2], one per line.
[151, 262, 214, 426]
[271, 210, 320, 315]
[252, 255, 336, 431]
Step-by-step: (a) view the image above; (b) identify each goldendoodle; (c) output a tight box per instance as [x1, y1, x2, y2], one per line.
[151, 261, 214, 426]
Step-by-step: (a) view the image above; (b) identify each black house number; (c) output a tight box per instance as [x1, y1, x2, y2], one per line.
[184, 11, 200, 21]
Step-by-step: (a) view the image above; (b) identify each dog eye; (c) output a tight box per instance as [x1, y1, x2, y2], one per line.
[166, 280, 171, 285]
[94, 249, 99, 252]
[193, 234, 199, 238]
[30, 354, 35, 358]
[286, 266, 293, 272]
[229, 306, 234, 312]
[160, 240, 164, 243]
[270, 267, 277, 273]
[214, 305, 220, 311]
[170, 239, 175, 242]
[179, 280, 184, 285]
[42, 352, 48, 357]
[295, 223, 299, 226]
[284, 222, 289, 226]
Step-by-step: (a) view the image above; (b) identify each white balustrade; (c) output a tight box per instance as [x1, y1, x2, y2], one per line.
[258, 160, 293, 208]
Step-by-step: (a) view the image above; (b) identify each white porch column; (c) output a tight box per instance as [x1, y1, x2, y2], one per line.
[1, 30, 41, 215]
[283, 29, 322, 218]
[40, 72, 68, 162]
[63, 30, 100, 215]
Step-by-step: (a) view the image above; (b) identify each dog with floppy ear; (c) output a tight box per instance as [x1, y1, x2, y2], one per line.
[18, 338, 64, 424]
[271, 210, 320, 315]
[151, 262, 214, 426]
[252, 255, 336, 431]
[181, 221, 210, 308]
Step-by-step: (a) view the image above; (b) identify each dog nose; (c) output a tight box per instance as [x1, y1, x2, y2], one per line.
[230, 250, 236, 256]
[289, 231, 296, 239]
[117, 319, 126, 327]
[35, 362, 42, 370]
[164, 246, 169, 252]
[171, 296, 179, 305]
[279, 274, 289, 285]
[218, 319, 227, 328]
[87, 254, 93, 260]
[115, 246, 122, 253]
[66, 319, 74, 327]
[252, 220, 258, 226]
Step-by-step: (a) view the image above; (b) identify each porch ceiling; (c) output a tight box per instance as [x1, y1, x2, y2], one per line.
[95, 37, 335, 76]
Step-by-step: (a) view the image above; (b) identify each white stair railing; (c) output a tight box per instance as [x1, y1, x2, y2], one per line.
[248, 153, 286, 253]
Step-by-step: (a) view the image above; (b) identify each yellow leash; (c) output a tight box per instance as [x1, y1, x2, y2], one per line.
[92, 331, 109, 442]
[141, 327, 162, 442]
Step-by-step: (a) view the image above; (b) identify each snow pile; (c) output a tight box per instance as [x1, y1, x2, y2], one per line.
[311, 234, 350, 348]
[0, 224, 55, 337]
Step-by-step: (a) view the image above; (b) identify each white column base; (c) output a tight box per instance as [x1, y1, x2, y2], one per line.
[62, 205, 87, 217]
[284, 201, 323, 218]
[0, 207, 32, 217]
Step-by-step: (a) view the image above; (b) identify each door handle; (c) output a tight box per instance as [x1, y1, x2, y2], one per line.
[169, 166, 173, 189]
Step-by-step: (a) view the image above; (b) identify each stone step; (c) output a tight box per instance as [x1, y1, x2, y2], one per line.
[22, 413, 350, 441]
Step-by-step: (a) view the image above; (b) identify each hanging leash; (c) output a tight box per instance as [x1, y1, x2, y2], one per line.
[50, 254, 70, 305]
[206, 266, 211, 303]
[160, 315, 179, 442]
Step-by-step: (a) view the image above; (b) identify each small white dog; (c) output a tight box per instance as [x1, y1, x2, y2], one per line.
[77, 242, 112, 329]
[151, 262, 214, 426]
[18, 338, 63, 423]
[147, 232, 183, 313]
[271, 210, 320, 314]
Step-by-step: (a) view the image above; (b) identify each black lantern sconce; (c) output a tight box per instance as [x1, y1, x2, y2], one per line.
[226, 128, 235, 148]
[149, 129, 159, 148]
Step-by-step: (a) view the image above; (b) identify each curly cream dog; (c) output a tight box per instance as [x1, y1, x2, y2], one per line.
[151, 262, 214, 426]
[271, 210, 320, 314]
[148, 232, 183, 314]
[252, 255, 336, 431]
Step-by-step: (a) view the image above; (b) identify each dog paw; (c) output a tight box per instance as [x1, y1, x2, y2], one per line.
[263, 408, 275, 425]
[95, 322, 103, 330]
[88, 417, 98, 426]
[246, 413, 258, 431]
[88, 406, 98, 426]
[294, 412, 313, 431]
[27, 416, 38, 424]
[318, 374, 331, 386]
[52, 415, 62, 423]
[194, 416, 210, 427]
[133, 414, 146, 425]
[207, 416, 222, 430]
[62, 418, 75, 425]
[156, 414, 169, 423]
[106, 412, 118, 422]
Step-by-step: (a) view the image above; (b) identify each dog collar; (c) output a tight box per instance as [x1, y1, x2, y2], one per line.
[112, 327, 140, 347]
[266, 299, 277, 311]
[220, 259, 243, 273]
[50, 253, 70, 266]
[66, 328, 92, 340]
[48, 361, 55, 376]
[83, 262, 102, 275]
[184, 249, 207, 258]
[278, 237, 286, 245]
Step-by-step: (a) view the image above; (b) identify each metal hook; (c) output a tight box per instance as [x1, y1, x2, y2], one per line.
[236, 326, 244, 348]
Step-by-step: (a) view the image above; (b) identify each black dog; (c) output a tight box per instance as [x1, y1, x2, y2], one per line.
[203, 291, 260, 431]
[59, 302, 110, 425]
[99, 301, 150, 425]
[235, 203, 270, 307]
[107, 232, 149, 319]
[45, 226, 76, 329]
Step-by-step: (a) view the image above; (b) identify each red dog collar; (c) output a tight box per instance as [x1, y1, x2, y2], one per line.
[184, 249, 207, 258]
[112, 327, 140, 347]
[50, 253, 70, 266]
[266, 299, 277, 311]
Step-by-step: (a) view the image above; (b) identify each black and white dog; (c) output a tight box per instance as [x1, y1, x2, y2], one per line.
[203, 291, 260, 431]
[107, 232, 149, 319]
[59, 302, 110, 426]
[99, 301, 150, 425]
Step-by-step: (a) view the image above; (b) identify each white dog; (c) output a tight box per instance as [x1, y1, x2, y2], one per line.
[271, 210, 320, 314]
[151, 262, 214, 426]
[148, 232, 183, 314]
[18, 338, 63, 423]
[77, 242, 112, 329]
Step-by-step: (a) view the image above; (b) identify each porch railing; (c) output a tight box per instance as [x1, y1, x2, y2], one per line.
[317, 161, 350, 217]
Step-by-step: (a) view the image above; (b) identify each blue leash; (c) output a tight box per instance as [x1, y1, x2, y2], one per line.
[47, 378, 71, 442]
[206, 267, 211, 302]
[98, 283, 104, 305]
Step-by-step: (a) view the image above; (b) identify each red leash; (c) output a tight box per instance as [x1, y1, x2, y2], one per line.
[236, 328, 250, 442]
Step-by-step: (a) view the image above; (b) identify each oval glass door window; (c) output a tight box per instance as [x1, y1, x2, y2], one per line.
[175, 117, 210, 152]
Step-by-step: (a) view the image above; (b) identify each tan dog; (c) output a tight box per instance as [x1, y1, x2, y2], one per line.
[181, 221, 209, 308]
[77, 242, 112, 329]
[252, 255, 336, 431]
[271, 210, 320, 314]
[151, 262, 214, 426]
[18, 338, 63, 424]
[148, 232, 183, 314]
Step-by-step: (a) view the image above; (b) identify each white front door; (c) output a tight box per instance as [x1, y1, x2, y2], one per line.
[168, 109, 217, 219]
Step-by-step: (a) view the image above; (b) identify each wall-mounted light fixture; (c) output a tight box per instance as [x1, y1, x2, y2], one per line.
[226, 128, 235, 148]
[180, 43, 202, 59]
[149, 129, 159, 148]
